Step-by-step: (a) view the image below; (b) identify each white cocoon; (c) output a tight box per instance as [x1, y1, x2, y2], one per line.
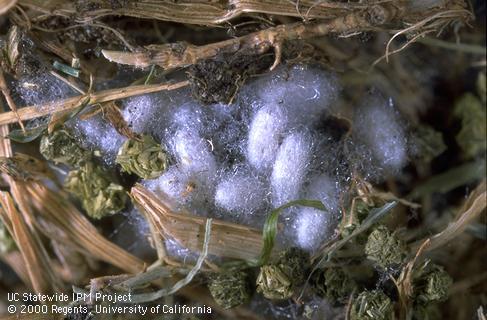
[214, 169, 267, 215]
[247, 104, 289, 172]
[354, 96, 408, 173]
[171, 129, 217, 176]
[294, 174, 340, 251]
[271, 131, 313, 207]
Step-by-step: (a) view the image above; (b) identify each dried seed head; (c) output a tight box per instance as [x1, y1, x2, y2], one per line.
[208, 270, 251, 309]
[256, 247, 310, 300]
[311, 267, 357, 303]
[40, 129, 91, 166]
[0, 221, 15, 254]
[115, 134, 169, 179]
[350, 290, 393, 320]
[413, 260, 452, 304]
[365, 225, 407, 269]
[256, 265, 293, 300]
[65, 161, 127, 219]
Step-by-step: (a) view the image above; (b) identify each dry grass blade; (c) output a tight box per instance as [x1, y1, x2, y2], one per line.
[0, 0, 16, 15]
[0, 192, 62, 294]
[131, 184, 263, 261]
[0, 80, 189, 125]
[412, 180, 486, 252]
[24, 181, 145, 274]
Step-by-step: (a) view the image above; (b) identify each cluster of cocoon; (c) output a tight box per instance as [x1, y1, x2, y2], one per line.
[67, 64, 409, 254]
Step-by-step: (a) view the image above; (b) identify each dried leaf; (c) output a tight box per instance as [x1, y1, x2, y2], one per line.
[131, 184, 263, 261]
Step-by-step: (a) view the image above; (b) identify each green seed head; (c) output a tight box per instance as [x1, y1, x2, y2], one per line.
[65, 161, 127, 219]
[40, 129, 91, 166]
[311, 267, 356, 303]
[116, 134, 169, 179]
[413, 260, 452, 304]
[276, 247, 310, 285]
[208, 270, 251, 309]
[365, 225, 407, 269]
[454, 93, 486, 159]
[412, 125, 446, 163]
[350, 290, 393, 320]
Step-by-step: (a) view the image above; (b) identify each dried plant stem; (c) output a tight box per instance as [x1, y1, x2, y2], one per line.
[19, 0, 378, 26]
[103, 3, 403, 71]
[0, 80, 188, 125]
[131, 184, 263, 261]
[102, 2, 470, 72]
